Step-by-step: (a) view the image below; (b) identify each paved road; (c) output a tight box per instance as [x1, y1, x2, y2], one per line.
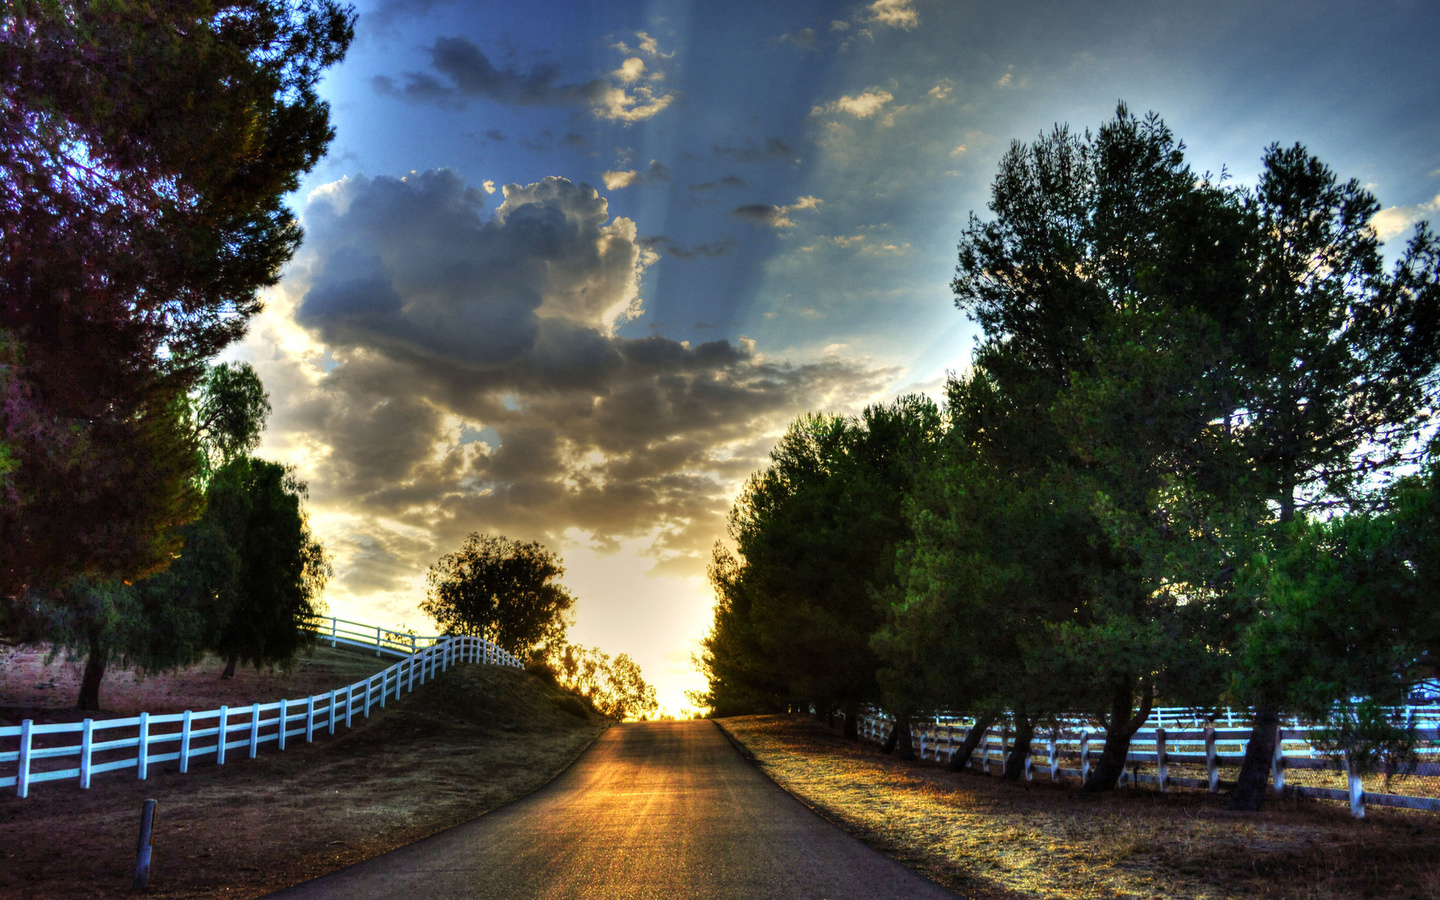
[265, 719, 962, 899]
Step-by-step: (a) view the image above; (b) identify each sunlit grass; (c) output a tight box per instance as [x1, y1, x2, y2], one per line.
[721, 715, 1440, 900]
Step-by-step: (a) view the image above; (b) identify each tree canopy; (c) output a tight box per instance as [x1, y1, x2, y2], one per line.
[0, 0, 354, 597]
[422, 534, 577, 661]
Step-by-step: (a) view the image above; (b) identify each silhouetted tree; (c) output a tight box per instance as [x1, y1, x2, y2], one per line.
[422, 534, 577, 660]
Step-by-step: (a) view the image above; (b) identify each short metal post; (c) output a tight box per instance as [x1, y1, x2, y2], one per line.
[134, 798, 157, 889]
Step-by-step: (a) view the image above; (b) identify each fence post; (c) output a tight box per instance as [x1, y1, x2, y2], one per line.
[248, 703, 260, 758]
[364, 678, 372, 718]
[345, 685, 354, 728]
[330, 616, 337, 648]
[1156, 726, 1168, 792]
[1080, 731, 1090, 784]
[380, 669, 388, 709]
[407, 656, 415, 693]
[329, 689, 339, 734]
[216, 706, 228, 765]
[376, 624, 382, 657]
[1049, 730, 1059, 782]
[981, 728, 991, 775]
[81, 718, 95, 788]
[178, 712, 192, 774]
[1272, 724, 1286, 791]
[1344, 757, 1366, 819]
[410, 634, 417, 656]
[1001, 723, 1011, 772]
[278, 700, 287, 751]
[17, 719, 31, 798]
[306, 696, 315, 743]
[137, 712, 150, 780]
[1205, 722, 1218, 792]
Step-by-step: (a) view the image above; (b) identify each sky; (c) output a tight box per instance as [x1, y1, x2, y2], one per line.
[235, 0, 1440, 715]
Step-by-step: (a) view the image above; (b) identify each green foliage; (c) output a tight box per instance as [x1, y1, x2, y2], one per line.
[695, 395, 941, 718]
[421, 534, 577, 661]
[199, 456, 331, 673]
[193, 362, 272, 480]
[0, 0, 353, 597]
[1310, 700, 1419, 780]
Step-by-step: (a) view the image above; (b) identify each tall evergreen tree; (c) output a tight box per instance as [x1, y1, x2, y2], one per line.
[0, 0, 354, 597]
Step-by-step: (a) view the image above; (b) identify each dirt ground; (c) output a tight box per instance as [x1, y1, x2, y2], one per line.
[721, 714, 1440, 900]
[0, 646, 606, 899]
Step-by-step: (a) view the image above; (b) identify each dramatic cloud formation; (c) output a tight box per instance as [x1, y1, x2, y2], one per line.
[254, 170, 887, 613]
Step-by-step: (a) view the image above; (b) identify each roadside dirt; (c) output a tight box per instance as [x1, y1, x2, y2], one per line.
[0, 646, 606, 899]
[721, 714, 1440, 900]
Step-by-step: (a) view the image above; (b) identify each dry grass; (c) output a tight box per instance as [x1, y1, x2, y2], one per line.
[721, 714, 1440, 900]
[0, 652, 606, 899]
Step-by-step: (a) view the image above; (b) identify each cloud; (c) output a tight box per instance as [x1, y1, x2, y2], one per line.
[867, 0, 920, 29]
[638, 236, 738, 259]
[373, 32, 676, 123]
[254, 170, 889, 607]
[688, 175, 746, 194]
[712, 137, 799, 164]
[602, 160, 670, 190]
[372, 37, 606, 107]
[776, 27, 819, 51]
[732, 195, 823, 230]
[811, 88, 894, 119]
[1372, 193, 1440, 242]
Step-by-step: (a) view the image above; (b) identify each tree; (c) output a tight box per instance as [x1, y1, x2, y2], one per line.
[192, 362, 272, 481]
[1222, 146, 1440, 809]
[946, 105, 1255, 791]
[422, 534, 576, 661]
[549, 643, 659, 720]
[203, 456, 331, 678]
[0, 0, 354, 597]
[1232, 444, 1440, 781]
[696, 397, 940, 732]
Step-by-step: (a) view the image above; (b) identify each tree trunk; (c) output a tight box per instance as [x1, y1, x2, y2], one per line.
[222, 655, 238, 679]
[948, 712, 998, 773]
[842, 701, 859, 741]
[1002, 714, 1035, 781]
[882, 719, 900, 754]
[1081, 678, 1153, 792]
[77, 639, 108, 711]
[1229, 706, 1279, 811]
[893, 713, 915, 761]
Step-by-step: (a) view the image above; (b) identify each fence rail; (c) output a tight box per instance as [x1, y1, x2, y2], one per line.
[856, 708, 1440, 819]
[2, 623, 522, 799]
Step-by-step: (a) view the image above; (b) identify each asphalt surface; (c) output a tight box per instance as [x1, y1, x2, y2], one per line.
[264, 719, 962, 899]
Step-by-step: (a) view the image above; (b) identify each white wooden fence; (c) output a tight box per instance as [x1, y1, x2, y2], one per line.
[1, 622, 522, 799]
[856, 707, 1440, 819]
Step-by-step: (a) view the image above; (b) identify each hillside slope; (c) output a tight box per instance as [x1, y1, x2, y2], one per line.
[0, 662, 606, 899]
